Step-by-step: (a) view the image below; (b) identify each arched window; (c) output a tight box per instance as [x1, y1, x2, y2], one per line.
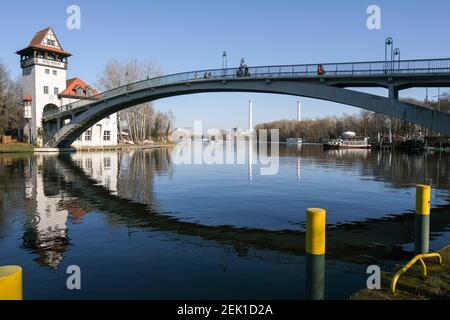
[43, 103, 59, 117]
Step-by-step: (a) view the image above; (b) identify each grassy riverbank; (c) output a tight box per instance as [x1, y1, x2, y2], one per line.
[350, 245, 450, 300]
[0, 143, 34, 153]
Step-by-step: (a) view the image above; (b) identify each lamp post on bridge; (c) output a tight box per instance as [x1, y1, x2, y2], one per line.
[385, 37, 394, 72]
[394, 48, 401, 71]
[222, 51, 227, 69]
[385, 37, 395, 144]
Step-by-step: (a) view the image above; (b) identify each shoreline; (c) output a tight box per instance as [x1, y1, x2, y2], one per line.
[72, 143, 174, 152]
[0, 143, 174, 154]
[32, 143, 174, 153]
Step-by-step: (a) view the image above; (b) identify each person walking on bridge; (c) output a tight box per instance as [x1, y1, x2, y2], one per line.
[317, 64, 326, 76]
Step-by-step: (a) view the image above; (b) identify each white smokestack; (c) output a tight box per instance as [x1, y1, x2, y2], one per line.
[297, 100, 301, 122]
[248, 99, 253, 132]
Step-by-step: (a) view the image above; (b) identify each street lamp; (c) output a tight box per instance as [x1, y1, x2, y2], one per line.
[385, 37, 394, 72]
[394, 48, 401, 71]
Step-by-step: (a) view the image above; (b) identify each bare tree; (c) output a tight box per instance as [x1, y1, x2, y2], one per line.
[0, 62, 22, 136]
[97, 59, 174, 143]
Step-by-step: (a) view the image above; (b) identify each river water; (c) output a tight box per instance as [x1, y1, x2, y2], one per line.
[0, 144, 449, 299]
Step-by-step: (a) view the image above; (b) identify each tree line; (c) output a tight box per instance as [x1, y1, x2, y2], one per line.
[255, 97, 450, 143]
[0, 63, 22, 136]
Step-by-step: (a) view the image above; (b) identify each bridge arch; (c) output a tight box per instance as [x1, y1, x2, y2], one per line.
[44, 79, 450, 147]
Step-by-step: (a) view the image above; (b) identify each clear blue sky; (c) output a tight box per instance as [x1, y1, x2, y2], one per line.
[1, 0, 449, 129]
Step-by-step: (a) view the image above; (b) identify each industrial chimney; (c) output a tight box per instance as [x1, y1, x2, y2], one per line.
[248, 99, 253, 133]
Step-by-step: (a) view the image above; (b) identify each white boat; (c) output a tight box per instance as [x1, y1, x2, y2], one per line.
[322, 136, 371, 149]
[286, 138, 303, 144]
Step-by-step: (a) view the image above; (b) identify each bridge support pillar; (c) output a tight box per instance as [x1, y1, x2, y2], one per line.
[389, 85, 399, 100]
[57, 118, 61, 130]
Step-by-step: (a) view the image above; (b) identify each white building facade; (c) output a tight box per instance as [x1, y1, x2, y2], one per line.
[17, 27, 117, 147]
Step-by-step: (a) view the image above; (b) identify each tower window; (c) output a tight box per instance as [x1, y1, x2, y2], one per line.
[43, 86, 49, 94]
[54, 87, 59, 95]
[103, 130, 111, 141]
[76, 88, 83, 96]
[45, 69, 50, 74]
[53, 70, 57, 76]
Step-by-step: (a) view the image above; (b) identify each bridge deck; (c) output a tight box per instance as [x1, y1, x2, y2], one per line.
[43, 58, 450, 121]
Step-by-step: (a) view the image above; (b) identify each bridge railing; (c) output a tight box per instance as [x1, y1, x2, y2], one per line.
[43, 58, 450, 119]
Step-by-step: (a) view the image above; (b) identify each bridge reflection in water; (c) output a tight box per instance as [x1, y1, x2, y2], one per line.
[0, 145, 449, 299]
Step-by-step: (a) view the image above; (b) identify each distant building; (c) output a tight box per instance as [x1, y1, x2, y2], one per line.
[17, 27, 118, 147]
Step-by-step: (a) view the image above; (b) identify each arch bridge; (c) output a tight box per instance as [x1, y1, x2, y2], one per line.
[42, 58, 450, 147]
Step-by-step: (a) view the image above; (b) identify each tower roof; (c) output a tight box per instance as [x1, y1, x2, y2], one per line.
[16, 27, 71, 57]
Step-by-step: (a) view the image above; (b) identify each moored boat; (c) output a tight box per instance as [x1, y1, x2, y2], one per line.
[322, 132, 371, 149]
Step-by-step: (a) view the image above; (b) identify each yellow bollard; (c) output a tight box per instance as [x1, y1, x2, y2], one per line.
[416, 185, 431, 216]
[305, 208, 326, 300]
[306, 208, 326, 255]
[0, 266, 23, 300]
[415, 185, 431, 254]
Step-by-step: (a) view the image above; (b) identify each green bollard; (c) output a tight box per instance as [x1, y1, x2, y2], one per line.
[305, 254, 325, 300]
